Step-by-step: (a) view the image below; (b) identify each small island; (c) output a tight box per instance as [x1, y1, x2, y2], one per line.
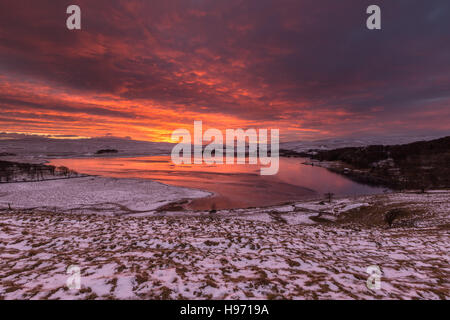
[95, 149, 118, 155]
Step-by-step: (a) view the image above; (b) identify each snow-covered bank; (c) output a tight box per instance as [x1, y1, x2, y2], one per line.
[0, 191, 448, 300]
[0, 177, 210, 214]
[280, 135, 445, 153]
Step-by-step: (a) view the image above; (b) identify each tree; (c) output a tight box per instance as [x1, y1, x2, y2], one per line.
[324, 192, 334, 203]
[57, 166, 70, 177]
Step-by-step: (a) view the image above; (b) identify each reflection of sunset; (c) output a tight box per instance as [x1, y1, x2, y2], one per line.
[49, 156, 383, 210]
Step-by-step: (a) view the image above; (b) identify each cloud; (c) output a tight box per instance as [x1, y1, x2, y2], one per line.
[0, 0, 449, 141]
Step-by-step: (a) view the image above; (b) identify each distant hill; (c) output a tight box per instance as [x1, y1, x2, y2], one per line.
[0, 136, 173, 163]
[285, 136, 450, 190]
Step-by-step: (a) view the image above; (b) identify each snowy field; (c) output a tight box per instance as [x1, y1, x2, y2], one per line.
[0, 177, 210, 214]
[0, 135, 448, 300]
[0, 191, 448, 300]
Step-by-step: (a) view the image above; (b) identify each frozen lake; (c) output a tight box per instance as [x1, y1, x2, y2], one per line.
[49, 156, 385, 210]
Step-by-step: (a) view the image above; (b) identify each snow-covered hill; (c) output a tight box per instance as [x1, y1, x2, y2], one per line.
[280, 135, 447, 153]
[0, 135, 173, 163]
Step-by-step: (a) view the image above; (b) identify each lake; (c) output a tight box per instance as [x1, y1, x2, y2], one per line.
[49, 156, 385, 210]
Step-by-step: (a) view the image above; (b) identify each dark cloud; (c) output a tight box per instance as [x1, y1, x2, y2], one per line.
[0, 0, 449, 140]
[0, 96, 141, 119]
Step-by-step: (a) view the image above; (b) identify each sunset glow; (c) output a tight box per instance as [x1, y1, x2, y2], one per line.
[1, 0, 449, 141]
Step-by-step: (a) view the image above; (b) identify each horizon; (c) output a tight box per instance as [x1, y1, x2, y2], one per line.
[0, 130, 448, 145]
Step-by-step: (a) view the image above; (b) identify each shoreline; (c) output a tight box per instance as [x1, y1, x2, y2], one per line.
[0, 167, 389, 215]
[0, 155, 400, 214]
[0, 174, 92, 185]
[0, 176, 212, 215]
[1, 152, 443, 215]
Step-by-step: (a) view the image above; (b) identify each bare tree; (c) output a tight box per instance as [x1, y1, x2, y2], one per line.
[57, 166, 70, 177]
[324, 192, 334, 203]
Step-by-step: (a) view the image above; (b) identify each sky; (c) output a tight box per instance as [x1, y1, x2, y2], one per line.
[0, 0, 449, 142]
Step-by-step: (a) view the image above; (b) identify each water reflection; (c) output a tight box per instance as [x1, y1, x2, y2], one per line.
[49, 156, 384, 210]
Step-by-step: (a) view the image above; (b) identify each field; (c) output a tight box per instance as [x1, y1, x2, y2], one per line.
[0, 191, 448, 300]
